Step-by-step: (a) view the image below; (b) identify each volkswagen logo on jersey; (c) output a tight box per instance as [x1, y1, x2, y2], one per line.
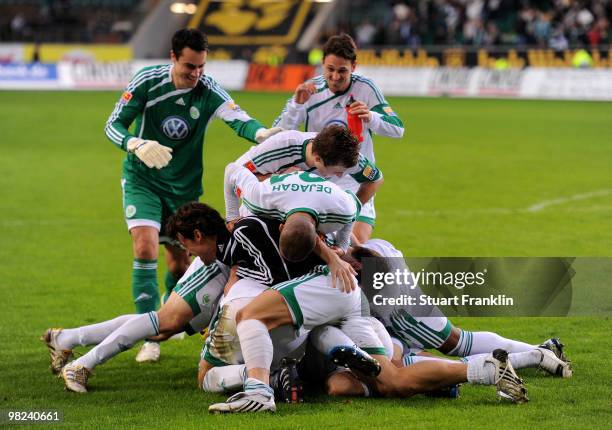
[161, 116, 189, 140]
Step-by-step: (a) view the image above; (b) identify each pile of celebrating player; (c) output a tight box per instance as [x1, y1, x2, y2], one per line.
[42, 29, 572, 412]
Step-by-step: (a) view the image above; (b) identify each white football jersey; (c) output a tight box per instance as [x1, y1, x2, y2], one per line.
[273, 73, 403, 193]
[236, 130, 382, 185]
[225, 163, 359, 249]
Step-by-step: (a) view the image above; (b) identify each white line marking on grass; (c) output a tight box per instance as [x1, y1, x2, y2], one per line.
[395, 189, 612, 217]
[527, 189, 612, 212]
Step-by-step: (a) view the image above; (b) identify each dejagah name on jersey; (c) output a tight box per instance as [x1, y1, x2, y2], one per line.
[104, 64, 264, 199]
[225, 163, 360, 250]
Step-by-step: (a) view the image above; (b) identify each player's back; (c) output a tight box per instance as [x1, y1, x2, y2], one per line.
[241, 170, 359, 234]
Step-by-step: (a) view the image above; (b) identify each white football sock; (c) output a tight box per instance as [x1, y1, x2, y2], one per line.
[203, 364, 247, 393]
[56, 315, 135, 349]
[459, 350, 542, 370]
[449, 330, 536, 356]
[74, 312, 159, 370]
[236, 319, 273, 374]
[466, 353, 496, 385]
[310, 325, 355, 355]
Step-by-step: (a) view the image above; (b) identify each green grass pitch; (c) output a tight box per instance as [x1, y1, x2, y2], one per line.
[0, 91, 611, 429]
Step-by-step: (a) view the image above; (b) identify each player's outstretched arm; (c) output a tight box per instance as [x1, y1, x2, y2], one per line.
[104, 77, 147, 151]
[223, 162, 262, 221]
[367, 103, 404, 138]
[313, 236, 357, 293]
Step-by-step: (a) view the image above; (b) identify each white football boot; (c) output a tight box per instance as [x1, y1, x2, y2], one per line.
[209, 390, 276, 414]
[41, 328, 73, 374]
[61, 362, 91, 393]
[135, 341, 160, 363]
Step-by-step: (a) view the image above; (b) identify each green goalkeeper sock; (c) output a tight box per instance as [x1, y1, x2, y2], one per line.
[132, 258, 159, 314]
[162, 271, 178, 305]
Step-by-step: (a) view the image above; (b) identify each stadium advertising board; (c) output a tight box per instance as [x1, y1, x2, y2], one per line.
[356, 47, 612, 68]
[0, 63, 58, 89]
[245, 63, 315, 91]
[189, 0, 311, 45]
[59, 61, 134, 89]
[23, 44, 133, 63]
[0, 44, 25, 63]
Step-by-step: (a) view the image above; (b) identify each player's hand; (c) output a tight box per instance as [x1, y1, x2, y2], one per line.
[127, 137, 173, 169]
[328, 253, 357, 293]
[349, 100, 372, 123]
[294, 82, 316, 104]
[255, 127, 283, 143]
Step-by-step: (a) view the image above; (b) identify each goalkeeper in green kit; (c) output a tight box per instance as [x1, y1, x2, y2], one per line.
[104, 28, 281, 362]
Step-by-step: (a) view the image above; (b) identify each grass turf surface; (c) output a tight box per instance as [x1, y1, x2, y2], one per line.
[0, 91, 611, 428]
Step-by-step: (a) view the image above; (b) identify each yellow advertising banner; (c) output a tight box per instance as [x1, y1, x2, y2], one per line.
[24, 44, 133, 62]
[189, 0, 311, 45]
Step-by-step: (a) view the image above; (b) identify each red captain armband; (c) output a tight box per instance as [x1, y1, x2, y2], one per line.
[244, 161, 257, 172]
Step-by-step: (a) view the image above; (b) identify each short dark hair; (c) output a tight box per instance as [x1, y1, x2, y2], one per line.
[166, 202, 225, 240]
[280, 216, 317, 262]
[323, 33, 357, 63]
[172, 28, 209, 58]
[312, 124, 359, 167]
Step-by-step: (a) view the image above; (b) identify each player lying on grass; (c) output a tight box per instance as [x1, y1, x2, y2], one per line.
[42, 203, 232, 393]
[273, 33, 404, 243]
[207, 222, 529, 413]
[344, 239, 572, 377]
[234, 125, 384, 228]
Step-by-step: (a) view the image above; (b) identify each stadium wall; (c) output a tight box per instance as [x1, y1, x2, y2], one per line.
[0, 58, 611, 101]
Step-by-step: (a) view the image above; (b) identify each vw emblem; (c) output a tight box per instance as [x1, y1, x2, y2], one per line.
[162, 116, 189, 140]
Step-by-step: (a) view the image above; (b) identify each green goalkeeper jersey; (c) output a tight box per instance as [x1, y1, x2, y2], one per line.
[105, 64, 264, 199]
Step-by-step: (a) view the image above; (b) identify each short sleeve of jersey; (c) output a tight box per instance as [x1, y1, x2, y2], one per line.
[348, 154, 382, 183]
[238, 130, 312, 174]
[223, 217, 291, 286]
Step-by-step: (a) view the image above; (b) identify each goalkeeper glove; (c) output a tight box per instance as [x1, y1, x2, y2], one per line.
[127, 137, 173, 169]
[255, 127, 283, 143]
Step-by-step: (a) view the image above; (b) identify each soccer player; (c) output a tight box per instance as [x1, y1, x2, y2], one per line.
[104, 28, 281, 362]
[42, 203, 230, 392]
[345, 239, 572, 377]
[208, 262, 528, 413]
[224, 163, 359, 255]
[235, 125, 383, 208]
[273, 33, 404, 243]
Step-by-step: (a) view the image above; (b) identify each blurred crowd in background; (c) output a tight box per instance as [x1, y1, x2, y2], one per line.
[333, 0, 610, 49]
[1, 0, 610, 50]
[0, 0, 154, 43]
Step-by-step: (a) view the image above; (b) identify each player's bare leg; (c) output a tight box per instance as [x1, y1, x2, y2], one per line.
[208, 290, 292, 413]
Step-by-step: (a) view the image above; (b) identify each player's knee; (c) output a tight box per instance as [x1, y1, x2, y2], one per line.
[133, 237, 157, 259]
[197, 363, 210, 390]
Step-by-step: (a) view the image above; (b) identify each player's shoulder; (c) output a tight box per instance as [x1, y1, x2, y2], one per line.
[129, 64, 171, 88]
[198, 74, 231, 100]
[351, 73, 385, 100]
[275, 129, 316, 141]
